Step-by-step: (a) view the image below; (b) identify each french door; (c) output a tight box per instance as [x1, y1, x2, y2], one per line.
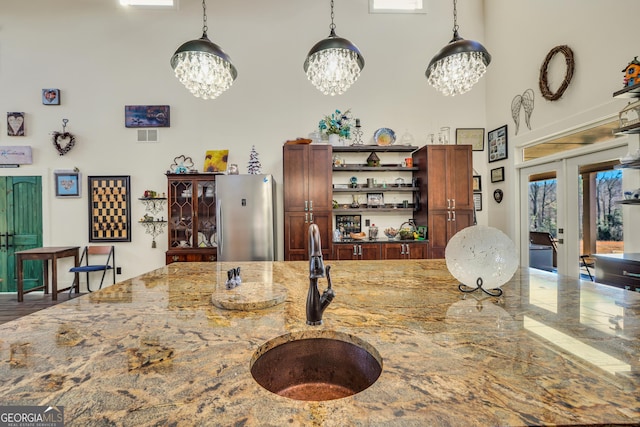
[519, 161, 564, 274]
[519, 145, 629, 279]
[0, 176, 43, 292]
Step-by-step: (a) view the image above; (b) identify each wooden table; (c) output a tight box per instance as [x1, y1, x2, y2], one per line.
[16, 246, 80, 302]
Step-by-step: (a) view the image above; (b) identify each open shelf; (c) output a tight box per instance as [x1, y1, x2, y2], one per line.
[332, 145, 418, 153]
[613, 82, 640, 98]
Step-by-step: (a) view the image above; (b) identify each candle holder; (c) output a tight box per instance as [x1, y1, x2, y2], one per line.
[352, 119, 363, 145]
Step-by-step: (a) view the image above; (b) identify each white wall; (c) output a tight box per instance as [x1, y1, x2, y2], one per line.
[483, 0, 640, 243]
[0, 0, 487, 282]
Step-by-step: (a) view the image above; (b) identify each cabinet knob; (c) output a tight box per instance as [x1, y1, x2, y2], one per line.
[451, 211, 456, 222]
[451, 198, 456, 209]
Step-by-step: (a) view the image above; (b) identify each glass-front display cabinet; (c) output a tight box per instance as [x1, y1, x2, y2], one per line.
[166, 173, 219, 264]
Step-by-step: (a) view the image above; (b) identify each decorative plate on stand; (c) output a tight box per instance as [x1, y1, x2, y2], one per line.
[374, 128, 396, 146]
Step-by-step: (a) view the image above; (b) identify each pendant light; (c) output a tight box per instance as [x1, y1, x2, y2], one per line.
[425, 0, 491, 96]
[170, 0, 237, 100]
[304, 0, 365, 96]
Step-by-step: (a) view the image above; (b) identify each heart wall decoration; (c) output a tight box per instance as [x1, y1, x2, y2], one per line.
[7, 112, 25, 136]
[51, 119, 76, 156]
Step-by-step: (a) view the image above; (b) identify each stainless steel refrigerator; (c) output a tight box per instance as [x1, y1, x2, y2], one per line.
[215, 174, 277, 261]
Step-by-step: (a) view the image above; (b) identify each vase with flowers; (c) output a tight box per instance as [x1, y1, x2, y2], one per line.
[319, 109, 352, 146]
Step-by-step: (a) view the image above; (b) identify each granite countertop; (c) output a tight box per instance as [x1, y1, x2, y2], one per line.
[1, 260, 639, 426]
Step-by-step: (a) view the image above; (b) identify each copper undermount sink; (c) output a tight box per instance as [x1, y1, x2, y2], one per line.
[250, 330, 382, 401]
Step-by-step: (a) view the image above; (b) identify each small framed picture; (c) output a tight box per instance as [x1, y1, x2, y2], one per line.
[472, 175, 482, 192]
[473, 193, 482, 211]
[367, 193, 384, 208]
[42, 88, 60, 105]
[54, 170, 81, 197]
[491, 167, 505, 183]
[7, 112, 25, 136]
[125, 105, 170, 128]
[456, 128, 484, 151]
[417, 225, 427, 239]
[488, 125, 508, 162]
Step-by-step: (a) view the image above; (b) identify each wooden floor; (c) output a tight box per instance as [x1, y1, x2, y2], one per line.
[0, 292, 84, 325]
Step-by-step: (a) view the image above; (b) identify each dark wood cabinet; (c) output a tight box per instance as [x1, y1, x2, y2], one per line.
[283, 144, 333, 260]
[284, 212, 332, 261]
[382, 242, 428, 259]
[334, 242, 381, 260]
[165, 173, 218, 264]
[413, 145, 473, 259]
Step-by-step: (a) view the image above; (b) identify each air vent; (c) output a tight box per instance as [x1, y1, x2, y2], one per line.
[137, 129, 159, 142]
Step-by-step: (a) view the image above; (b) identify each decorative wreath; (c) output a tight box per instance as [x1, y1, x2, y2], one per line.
[539, 45, 575, 101]
[52, 131, 76, 156]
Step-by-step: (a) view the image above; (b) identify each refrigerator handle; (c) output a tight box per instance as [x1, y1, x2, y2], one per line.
[217, 200, 223, 255]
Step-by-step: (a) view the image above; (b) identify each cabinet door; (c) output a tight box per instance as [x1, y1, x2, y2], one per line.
[359, 243, 381, 260]
[334, 244, 359, 260]
[448, 146, 473, 211]
[284, 212, 308, 261]
[450, 209, 474, 237]
[382, 243, 405, 259]
[428, 211, 449, 259]
[307, 145, 333, 212]
[426, 146, 449, 211]
[405, 243, 427, 259]
[283, 145, 309, 212]
[284, 211, 332, 261]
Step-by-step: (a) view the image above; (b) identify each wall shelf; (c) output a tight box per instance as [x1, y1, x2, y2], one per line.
[332, 145, 418, 153]
[613, 82, 640, 98]
[333, 186, 418, 193]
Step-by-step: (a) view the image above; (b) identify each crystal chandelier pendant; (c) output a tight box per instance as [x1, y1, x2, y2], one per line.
[425, 0, 490, 96]
[306, 48, 362, 96]
[427, 51, 488, 96]
[172, 45, 235, 99]
[304, 0, 364, 96]
[170, 0, 237, 100]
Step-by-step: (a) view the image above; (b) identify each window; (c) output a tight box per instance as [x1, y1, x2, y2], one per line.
[119, 0, 177, 8]
[369, 0, 426, 14]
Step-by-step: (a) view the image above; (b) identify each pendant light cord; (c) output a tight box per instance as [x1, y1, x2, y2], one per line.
[329, 0, 336, 34]
[202, 0, 208, 36]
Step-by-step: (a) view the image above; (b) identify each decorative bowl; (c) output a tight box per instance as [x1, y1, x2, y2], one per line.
[350, 232, 367, 240]
[384, 228, 398, 239]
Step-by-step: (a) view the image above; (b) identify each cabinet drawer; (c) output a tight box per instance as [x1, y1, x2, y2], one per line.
[166, 249, 217, 264]
[595, 257, 640, 291]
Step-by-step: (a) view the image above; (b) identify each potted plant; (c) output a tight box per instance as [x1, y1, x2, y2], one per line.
[319, 109, 353, 146]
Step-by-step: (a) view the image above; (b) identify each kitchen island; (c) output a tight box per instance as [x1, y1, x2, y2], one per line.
[1, 260, 639, 426]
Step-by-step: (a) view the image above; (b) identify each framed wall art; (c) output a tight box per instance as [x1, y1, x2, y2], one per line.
[7, 112, 25, 136]
[0, 146, 32, 165]
[203, 149, 229, 173]
[42, 88, 60, 105]
[54, 170, 81, 198]
[456, 128, 484, 151]
[488, 125, 508, 162]
[491, 167, 505, 183]
[473, 193, 482, 211]
[88, 175, 131, 242]
[472, 175, 482, 192]
[125, 105, 170, 128]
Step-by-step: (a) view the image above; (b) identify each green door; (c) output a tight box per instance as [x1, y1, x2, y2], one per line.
[0, 176, 43, 292]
